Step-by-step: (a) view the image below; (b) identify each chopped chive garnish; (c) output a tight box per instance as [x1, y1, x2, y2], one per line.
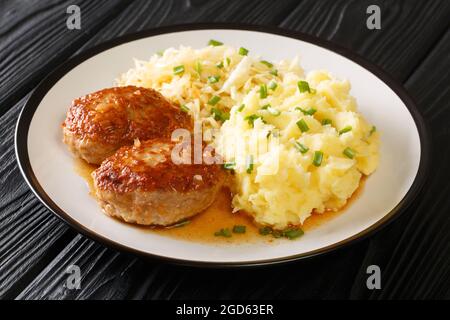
[260, 60, 273, 68]
[173, 65, 185, 75]
[343, 147, 356, 159]
[339, 126, 353, 135]
[226, 57, 231, 66]
[208, 75, 220, 83]
[237, 104, 245, 112]
[211, 107, 229, 121]
[267, 107, 281, 116]
[180, 104, 190, 113]
[214, 228, 232, 237]
[261, 104, 271, 110]
[259, 226, 272, 235]
[296, 107, 316, 116]
[233, 225, 246, 234]
[297, 80, 311, 93]
[194, 61, 202, 75]
[208, 39, 223, 46]
[239, 47, 249, 56]
[246, 155, 254, 174]
[269, 69, 278, 76]
[216, 61, 224, 68]
[283, 228, 304, 240]
[296, 119, 309, 132]
[259, 84, 268, 99]
[322, 119, 332, 125]
[208, 95, 221, 106]
[223, 161, 236, 170]
[369, 125, 377, 136]
[266, 130, 272, 138]
[244, 114, 262, 128]
[268, 80, 277, 90]
[313, 151, 323, 167]
[294, 141, 309, 154]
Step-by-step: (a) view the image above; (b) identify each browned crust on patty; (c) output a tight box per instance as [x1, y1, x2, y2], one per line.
[92, 138, 225, 194]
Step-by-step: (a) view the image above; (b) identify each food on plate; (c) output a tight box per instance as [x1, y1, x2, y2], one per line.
[62, 86, 192, 164]
[117, 42, 380, 231]
[91, 138, 225, 226]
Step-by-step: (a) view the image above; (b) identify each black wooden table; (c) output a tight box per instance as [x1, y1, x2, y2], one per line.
[1, 0, 449, 300]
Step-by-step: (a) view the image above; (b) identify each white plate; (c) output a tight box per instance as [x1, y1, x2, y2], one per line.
[15, 25, 428, 266]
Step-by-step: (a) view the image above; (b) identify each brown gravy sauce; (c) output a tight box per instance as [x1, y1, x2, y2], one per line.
[75, 158, 366, 243]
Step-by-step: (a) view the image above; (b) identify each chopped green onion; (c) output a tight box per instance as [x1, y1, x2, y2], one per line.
[237, 104, 245, 112]
[313, 151, 323, 167]
[239, 47, 249, 56]
[297, 80, 311, 93]
[233, 225, 246, 234]
[259, 84, 268, 99]
[283, 228, 304, 240]
[268, 80, 277, 90]
[343, 147, 356, 159]
[296, 119, 309, 132]
[296, 107, 316, 116]
[211, 107, 229, 121]
[294, 141, 309, 154]
[208, 95, 221, 106]
[260, 60, 273, 68]
[208, 75, 220, 83]
[259, 226, 272, 235]
[261, 104, 271, 110]
[267, 107, 281, 116]
[180, 104, 190, 113]
[339, 126, 353, 135]
[369, 125, 377, 136]
[266, 130, 272, 138]
[214, 228, 232, 237]
[226, 57, 231, 66]
[173, 65, 185, 75]
[223, 161, 236, 170]
[246, 155, 254, 174]
[322, 119, 332, 125]
[245, 114, 263, 128]
[208, 39, 223, 46]
[216, 61, 224, 68]
[269, 69, 278, 76]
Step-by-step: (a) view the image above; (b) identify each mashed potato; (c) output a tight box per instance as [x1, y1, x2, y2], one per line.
[117, 43, 380, 229]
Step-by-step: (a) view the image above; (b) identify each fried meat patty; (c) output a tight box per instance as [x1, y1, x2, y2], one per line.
[62, 86, 192, 164]
[92, 138, 225, 226]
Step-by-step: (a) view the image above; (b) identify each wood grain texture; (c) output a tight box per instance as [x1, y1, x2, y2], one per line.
[1, 0, 449, 300]
[281, 0, 450, 82]
[17, 234, 369, 300]
[0, 0, 127, 116]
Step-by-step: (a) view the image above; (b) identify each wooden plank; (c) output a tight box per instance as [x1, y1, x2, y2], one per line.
[281, 0, 450, 82]
[0, 0, 127, 116]
[0, 96, 77, 299]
